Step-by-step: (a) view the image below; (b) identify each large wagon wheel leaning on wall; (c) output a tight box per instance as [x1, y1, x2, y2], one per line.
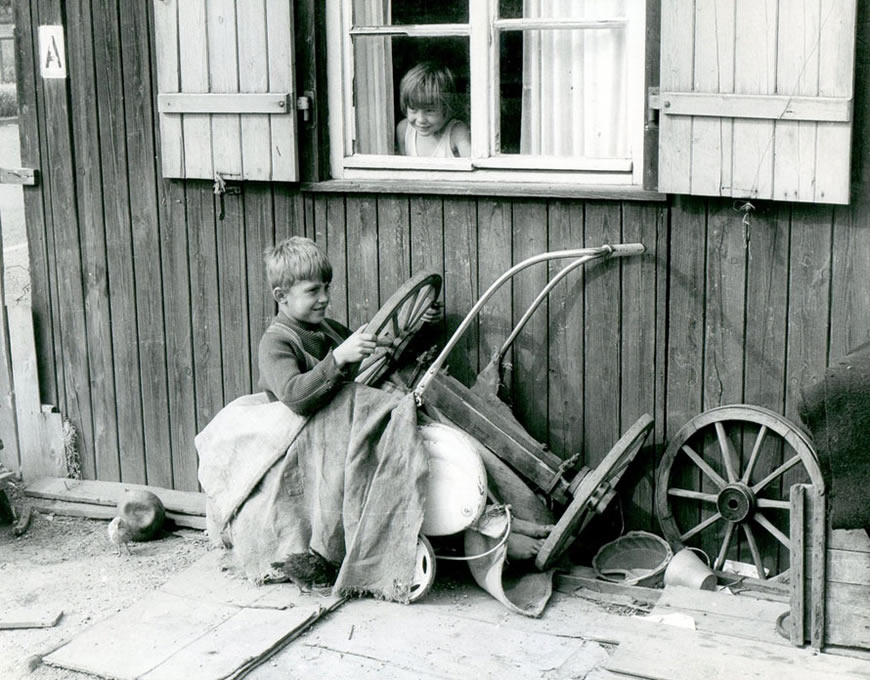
[656, 405, 824, 581]
[355, 271, 442, 387]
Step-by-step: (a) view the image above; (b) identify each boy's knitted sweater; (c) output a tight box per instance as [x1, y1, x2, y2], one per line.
[257, 312, 353, 415]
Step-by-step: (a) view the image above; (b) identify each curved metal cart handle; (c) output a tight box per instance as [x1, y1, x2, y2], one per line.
[413, 243, 645, 404]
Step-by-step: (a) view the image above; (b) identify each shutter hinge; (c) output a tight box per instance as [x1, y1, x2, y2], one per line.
[296, 91, 315, 123]
[647, 86, 661, 125]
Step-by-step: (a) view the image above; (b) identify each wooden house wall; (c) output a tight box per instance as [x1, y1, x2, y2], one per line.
[12, 0, 870, 534]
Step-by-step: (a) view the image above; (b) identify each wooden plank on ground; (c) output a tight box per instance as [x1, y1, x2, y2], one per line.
[141, 606, 320, 680]
[43, 591, 239, 679]
[27, 498, 205, 530]
[0, 607, 62, 629]
[24, 477, 206, 516]
[651, 585, 789, 646]
[604, 622, 870, 680]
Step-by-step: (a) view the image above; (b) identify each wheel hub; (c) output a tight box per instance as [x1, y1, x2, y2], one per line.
[716, 483, 755, 522]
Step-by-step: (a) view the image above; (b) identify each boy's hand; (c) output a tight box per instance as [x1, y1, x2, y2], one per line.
[422, 301, 443, 324]
[334, 325, 378, 366]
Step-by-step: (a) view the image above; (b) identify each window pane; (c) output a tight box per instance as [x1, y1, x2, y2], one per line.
[498, 27, 628, 158]
[499, 0, 625, 20]
[352, 36, 470, 156]
[353, 0, 467, 27]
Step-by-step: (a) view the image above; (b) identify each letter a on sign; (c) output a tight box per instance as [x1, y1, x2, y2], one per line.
[38, 26, 66, 79]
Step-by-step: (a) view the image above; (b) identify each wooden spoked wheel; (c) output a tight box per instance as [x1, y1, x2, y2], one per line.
[535, 414, 654, 571]
[355, 272, 442, 387]
[656, 405, 824, 580]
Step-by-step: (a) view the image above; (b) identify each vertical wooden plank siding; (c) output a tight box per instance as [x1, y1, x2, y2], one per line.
[244, 185, 275, 389]
[216, 190, 251, 403]
[377, 196, 411, 306]
[325, 196, 348, 327]
[700, 201, 747, 561]
[409, 196, 446, 339]
[582, 202, 623, 468]
[546, 201, 584, 462]
[123, 0, 173, 488]
[510, 201, 548, 444]
[442, 198, 478, 386]
[13, 0, 57, 406]
[476, 200, 512, 373]
[829, 202, 870, 362]
[188, 185, 224, 432]
[620, 202, 663, 529]
[345, 197, 379, 330]
[37, 0, 95, 478]
[93, 0, 145, 484]
[66, 0, 118, 481]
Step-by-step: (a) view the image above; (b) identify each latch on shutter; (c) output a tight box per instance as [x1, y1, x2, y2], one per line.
[296, 91, 315, 123]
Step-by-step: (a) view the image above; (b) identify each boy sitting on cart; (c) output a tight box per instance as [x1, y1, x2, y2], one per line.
[196, 237, 551, 603]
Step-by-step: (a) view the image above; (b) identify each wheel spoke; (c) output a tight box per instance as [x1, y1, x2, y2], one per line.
[740, 425, 768, 484]
[756, 498, 790, 510]
[714, 422, 739, 483]
[408, 287, 435, 327]
[714, 521, 736, 570]
[667, 488, 718, 503]
[741, 523, 767, 580]
[680, 512, 722, 542]
[754, 513, 790, 549]
[680, 444, 727, 489]
[751, 454, 802, 494]
[357, 353, 389, 384]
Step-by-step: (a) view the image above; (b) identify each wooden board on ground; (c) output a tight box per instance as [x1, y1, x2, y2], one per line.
[43, 589, 322, 680]
[28, 498, 206, 530]
[24, 477, 206, 516]
[0, 607, 62, 629]
[604, 622, 870, 680]
[650, 585, 789, 646]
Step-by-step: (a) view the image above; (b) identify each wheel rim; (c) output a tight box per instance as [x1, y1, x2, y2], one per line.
[408, 535, 436, 603]
[356, 272, 442, 387]
[535, 414, 654, 571]
[656, 405, 824, 580]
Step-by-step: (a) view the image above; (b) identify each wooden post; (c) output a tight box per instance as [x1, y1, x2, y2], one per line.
[0, 216, 21, 474]
[789, 483, 806, 646]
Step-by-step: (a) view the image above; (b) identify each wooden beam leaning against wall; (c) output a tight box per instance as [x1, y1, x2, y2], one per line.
[0, 223, 66, 483]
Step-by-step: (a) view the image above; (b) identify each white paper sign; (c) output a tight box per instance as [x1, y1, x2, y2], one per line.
[38, 25, 66, 79]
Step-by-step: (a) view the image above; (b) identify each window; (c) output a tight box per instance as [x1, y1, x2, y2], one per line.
[325, 0, 648, 186]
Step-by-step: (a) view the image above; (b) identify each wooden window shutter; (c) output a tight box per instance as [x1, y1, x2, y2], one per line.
[658, 0, 856, 204]
[153, 0, 298, 182]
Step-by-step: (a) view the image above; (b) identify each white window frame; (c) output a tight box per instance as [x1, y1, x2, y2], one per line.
[326, 0, 647, 186]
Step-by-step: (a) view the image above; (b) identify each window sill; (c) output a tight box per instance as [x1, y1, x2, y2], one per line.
[301, 179, 666, 202]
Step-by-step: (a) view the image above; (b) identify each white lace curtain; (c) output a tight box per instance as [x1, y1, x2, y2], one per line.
[353, 0, 394, 154]
[520, 0, 628, 157]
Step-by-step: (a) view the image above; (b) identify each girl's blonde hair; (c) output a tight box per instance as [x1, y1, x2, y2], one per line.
[264, 236, 332, 290]
[399, 62, 458, 118]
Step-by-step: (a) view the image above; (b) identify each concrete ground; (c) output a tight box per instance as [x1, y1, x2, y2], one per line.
[0, 118, 30, 305]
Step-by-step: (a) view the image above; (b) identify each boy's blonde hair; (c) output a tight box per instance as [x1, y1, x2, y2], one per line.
[399, 62, 457, 118]
[264, 236, 333, 290]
